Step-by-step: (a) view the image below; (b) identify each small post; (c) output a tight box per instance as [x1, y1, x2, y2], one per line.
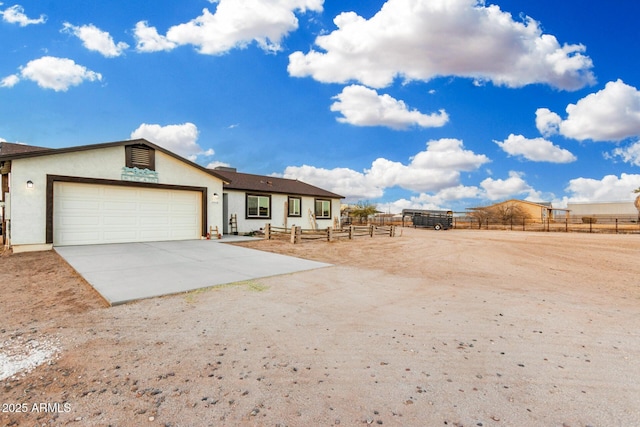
[369, 224, 374, 237]
[616, 218, 618, 234]
[565, 218, 568, 233]
[390, 225, 395, 237]
[265, 223, 271, 240]
[349, 225, 354, 240]
[290, 225, 297, 244]
[327, 226, 333, 242]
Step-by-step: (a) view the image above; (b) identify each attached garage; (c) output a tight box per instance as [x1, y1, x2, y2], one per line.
[1, 139, 227, 253]
[52, 181, 203, 246]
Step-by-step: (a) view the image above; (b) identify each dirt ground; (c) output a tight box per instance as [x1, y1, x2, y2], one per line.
[1, 228, 639, 427]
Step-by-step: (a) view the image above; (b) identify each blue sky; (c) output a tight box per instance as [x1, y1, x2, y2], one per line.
[2, 0, 640, 212]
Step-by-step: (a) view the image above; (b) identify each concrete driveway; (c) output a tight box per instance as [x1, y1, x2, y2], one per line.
[55, 238, 331, 305]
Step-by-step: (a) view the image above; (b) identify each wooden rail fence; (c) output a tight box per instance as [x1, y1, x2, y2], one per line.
[264, 224, 397, 244]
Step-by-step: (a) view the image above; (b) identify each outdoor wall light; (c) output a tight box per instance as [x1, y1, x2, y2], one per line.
[211, 193, 219, 203]
[26, 180, 34, 189]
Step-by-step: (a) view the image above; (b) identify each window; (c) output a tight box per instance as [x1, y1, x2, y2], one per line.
[288, 197, 301, 217]
[247, 194, 271, 219]
[126, 144, 155, 170]
[315, 199, 331, 219]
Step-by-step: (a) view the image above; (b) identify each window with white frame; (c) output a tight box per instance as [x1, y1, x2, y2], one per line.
[315, 199, 331, 219]
[288, 196, 301, 217]
[247, 194, 271, 219]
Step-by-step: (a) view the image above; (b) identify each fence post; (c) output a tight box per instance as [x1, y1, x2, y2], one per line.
[265, 223, 271, 240]
[522, 218, 525, 231]
[565, 217, 568, 233]
[616, 218, 618, 234]
[327, 226, 333, 242]
[349, 225, 354, 240]
[290, 225, 299, 244]
[369, 224, 374, 237]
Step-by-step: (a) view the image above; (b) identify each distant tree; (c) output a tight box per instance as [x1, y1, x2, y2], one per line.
[468, 207, 492, 228]
[350, 201, 379, 224]
[634, 187, 640, 219]
[492, 202, 531, 225]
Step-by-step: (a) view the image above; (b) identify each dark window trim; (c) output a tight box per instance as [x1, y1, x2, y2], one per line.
[46, 175, 207, 244]
[315, 198, 332, 219]
[288, 196, 302, 217]
[245, 193, 271, 220]
[125, 144, 155, 170]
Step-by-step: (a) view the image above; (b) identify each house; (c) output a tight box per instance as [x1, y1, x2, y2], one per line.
[212, 167, 343, 234]
[1, 139, 228, 253]
[469, 199, 569, 222]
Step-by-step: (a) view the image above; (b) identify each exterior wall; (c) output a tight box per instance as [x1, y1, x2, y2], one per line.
[8, 146, 223, 248]
[224, 190, 341, 234]
[567, 201, 637, 216]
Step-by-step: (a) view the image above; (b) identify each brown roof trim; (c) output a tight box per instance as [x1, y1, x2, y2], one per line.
[214, 169, 344, 199]
[0, 138, 229, 183]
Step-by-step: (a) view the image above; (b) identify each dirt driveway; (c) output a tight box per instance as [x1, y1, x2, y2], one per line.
[1, 228, 639, 426]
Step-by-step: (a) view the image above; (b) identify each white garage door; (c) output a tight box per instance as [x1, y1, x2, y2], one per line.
[53, 182, 202, 246]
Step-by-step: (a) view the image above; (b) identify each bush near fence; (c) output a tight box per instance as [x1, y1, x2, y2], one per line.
[451, 215, 640, 234]
[263, 224, 397, 243]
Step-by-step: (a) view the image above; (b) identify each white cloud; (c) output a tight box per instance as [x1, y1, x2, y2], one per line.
[130, 122, 214, 161]
[608, 141, 640, 167]
[282, 138, 489, 200]
[385, 185, 482, 212]
[330, 85, 448, 129]
[543, 80, 640, 141]
[0, 74, 19, 88]
[564, 173, 640, 202]
[206, 160, 231, 169]
[16, 56, 102, 91]
[62, 23, 129, 57]
[1, 4, 46, 26]
[134, 21, 178, 52]
[282, 164, 383, 200]
[535, 108, 562, 137]
[288, 0, 594, 90]
[480, 171, 539, 201]
[495, 134, 576, 163]
[136, 0, 323, 55]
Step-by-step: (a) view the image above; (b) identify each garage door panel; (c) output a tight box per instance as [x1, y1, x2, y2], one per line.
[53, 182, 202, 246]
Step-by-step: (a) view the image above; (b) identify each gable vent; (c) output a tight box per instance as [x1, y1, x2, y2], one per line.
[126, 144, 155, 170]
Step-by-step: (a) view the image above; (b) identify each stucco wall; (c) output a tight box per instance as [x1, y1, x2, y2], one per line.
[8, 146, 223, 246]
[224, 190, 341, 234]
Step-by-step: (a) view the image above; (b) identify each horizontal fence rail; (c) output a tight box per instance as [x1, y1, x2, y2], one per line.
[450, 215, 640, 234]
[264, 224, 397, 243]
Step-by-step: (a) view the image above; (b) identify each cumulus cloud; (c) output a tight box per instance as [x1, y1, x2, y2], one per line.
[62, 23, 129, 57]
[495, 134, 576, 163]
[282, 138, 489, 200]
[130, 122, 215, 161]
[6, 56, 102, 91]
[535, 108, 562, 137]
[564, 173, 640, 202]
[134, 21, 177, 52]
[288, 0, 594, 90]
[1, 4, 46, 26]
[608, 141, 640, 167]
[480, 171, 539, 201]
[135, 0, 323, 55]
[330, 85, 448, 129]
[385, 185, 482, 212]
[539, 80, 640, 142]
[0, 74, 19, 88]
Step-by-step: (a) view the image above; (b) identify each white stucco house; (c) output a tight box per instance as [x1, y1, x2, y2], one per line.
[0, 139, 228, 253]
[213, 167, 343, 234]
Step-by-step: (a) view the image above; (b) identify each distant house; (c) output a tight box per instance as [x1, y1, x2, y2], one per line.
[1, 139, 227, 252]
[470, 199, 569, 222]
[213, 167, 343, 234]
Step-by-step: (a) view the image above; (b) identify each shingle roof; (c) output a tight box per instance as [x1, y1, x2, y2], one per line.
[0, 141, 51, 156]
[214, 169, 343, 199]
